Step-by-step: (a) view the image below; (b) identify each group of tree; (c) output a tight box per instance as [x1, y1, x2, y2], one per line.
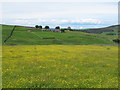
[35, 25, 50, 29]
[35, 25, 42, 29]
[44, 26, 50, 29]
[35, 25, 71, 30]
[55, 26, 60, 29]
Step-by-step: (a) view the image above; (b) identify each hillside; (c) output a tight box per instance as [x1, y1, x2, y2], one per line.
[80, 25, 119, 34]
[1, 24, 118, 45]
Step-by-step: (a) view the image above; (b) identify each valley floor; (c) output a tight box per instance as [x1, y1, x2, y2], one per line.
[2, 45, 118, 88]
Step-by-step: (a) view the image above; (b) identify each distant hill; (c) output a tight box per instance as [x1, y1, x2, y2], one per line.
[79, 25, 120, 34]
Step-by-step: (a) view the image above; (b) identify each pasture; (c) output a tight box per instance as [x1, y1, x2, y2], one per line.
[2, 45, 118, 88]
[2, 25, 117, 45]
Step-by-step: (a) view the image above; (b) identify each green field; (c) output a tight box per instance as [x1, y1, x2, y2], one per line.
[2, 25, 118, 45]
[2, 25, 119, 88]
[2, 45, 118, 88]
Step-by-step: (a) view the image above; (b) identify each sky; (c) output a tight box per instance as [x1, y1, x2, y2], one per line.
[1, 1, 118, 29]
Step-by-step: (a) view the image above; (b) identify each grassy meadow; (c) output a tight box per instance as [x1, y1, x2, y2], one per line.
[2, 25, 119, 88]
[2, 45, 118, 88]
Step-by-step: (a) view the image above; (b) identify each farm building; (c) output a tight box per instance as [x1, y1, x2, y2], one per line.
[41, 28, 65, 33]
[27, 28, 65, 33]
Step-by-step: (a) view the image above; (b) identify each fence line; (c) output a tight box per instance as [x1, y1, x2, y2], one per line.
[4, 26, 16, 43]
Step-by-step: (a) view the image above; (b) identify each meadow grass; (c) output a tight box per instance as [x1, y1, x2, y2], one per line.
[2, 25, 117, 45]
[2, 45, 118, 88]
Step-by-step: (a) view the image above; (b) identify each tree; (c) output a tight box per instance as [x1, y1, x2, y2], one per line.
[55, 26, 60, 29]
[38, 25, 42, 29]
[35, 25, 39, 28]
[67, 26, 71, 30]
[45, 26, 50, 29]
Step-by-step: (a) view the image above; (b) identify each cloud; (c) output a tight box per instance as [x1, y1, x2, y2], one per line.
[3, 18, 109, 29]
[50, 19, 101, 24]
[2, 2, 117, 28]
[13, 18, 102, 26]
[13, 19, 36, 25]
[2, 2, 117, 19]
[80, 19, 101, 24]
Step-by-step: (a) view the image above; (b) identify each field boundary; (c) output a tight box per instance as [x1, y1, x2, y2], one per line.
[4, 26, 16, 43]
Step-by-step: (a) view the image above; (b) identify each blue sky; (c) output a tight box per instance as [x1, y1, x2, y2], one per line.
[1, 1, 118, 29]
